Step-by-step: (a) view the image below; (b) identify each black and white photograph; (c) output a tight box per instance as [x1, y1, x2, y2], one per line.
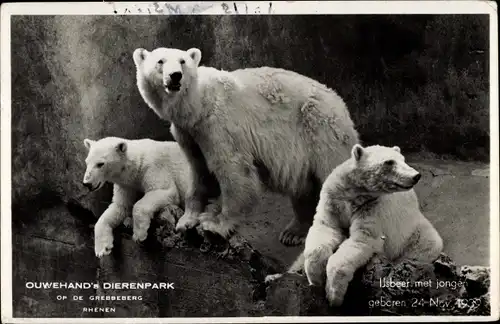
[1, 1, 498, 322]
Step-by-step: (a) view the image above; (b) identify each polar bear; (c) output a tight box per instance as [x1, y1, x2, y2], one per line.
[284, 144, 443, 306]
[82, 136, 219, 257]
[132, 46, 359, 246]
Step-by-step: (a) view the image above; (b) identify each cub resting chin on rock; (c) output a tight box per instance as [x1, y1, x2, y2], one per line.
[82, 136, 219, 258]
[266, 144, 443, 307]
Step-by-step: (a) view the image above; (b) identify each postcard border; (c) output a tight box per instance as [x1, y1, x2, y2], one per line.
[1, 1, 499, 323]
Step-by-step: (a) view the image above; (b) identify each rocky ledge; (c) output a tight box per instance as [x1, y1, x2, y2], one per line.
[96, 206, 491, 317]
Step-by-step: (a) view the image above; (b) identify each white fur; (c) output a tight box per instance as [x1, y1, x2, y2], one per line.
[83, 137, 215, 257]
[280, 144, 443, 306]
[133, 47, 359, 245]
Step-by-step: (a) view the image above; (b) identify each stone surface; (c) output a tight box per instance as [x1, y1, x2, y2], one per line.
[264, 254, 492, 316]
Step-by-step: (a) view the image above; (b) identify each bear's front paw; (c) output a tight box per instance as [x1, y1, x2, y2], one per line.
[200, 213, 236, 239]
[132, 229, 148, 243]
[325, 282, 346, 307]
[325, 269, 349, 307]
[123, 217, 133, 228]
[94, 227, 114, 258]
[279, 218, 309, 246]
[175, 211, 200, 233]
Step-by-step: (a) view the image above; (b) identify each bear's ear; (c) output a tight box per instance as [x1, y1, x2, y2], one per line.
[187, 48, 202, 67]
[352, 144, 365, 162]
[392, 146, 401, 153]
[133, 48, 149, 67]
[116, 142, 127, 153]
[84, 138, 95, 150]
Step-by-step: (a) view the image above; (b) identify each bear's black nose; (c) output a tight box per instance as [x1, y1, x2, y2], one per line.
[83, 182, 93, 190]
[169, 72, 183, 83]
[412, 173, 421, 184]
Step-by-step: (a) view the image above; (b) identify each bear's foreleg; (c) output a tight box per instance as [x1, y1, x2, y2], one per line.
[94, 185, 137, 258]
[199, 160, 261, 239]
[132, 188, 180, 243]
[325, 217, 384, 307]
[171, 124, 213, 233]
[303, 219, 346, 286]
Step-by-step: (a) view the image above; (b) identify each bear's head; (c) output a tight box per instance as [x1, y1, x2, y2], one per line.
[349, 144, 421, 194]
[82, 137, 128, 191]
[133, 47, 202, 96]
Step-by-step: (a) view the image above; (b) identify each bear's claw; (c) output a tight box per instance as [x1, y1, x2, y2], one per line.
[279, 219, 308, 246]
[200, 216, 236, 239]
[94, 225, 114, 258]
[132, 230, 148, 243]
[279, 229, 306, 246]
[95, 237, 114, 258]
[175, 212, 200, 233]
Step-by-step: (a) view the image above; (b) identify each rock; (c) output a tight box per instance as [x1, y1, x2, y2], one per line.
[95, 216, 282, 317]
[460, 265, 490, 297]
[264, 253, 491, 316]
[13, 203, 491, 317]
[97, 216, 491, 317]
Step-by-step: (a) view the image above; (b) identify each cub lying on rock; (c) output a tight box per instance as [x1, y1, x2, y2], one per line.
[82, 136, 219, 257]
[266, 144, 443, 307]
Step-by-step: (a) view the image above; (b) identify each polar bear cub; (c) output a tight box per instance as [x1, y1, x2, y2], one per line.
[83, 136, 207, 257]
[267, 144, 443, 307]
[305, 144, 443, 306]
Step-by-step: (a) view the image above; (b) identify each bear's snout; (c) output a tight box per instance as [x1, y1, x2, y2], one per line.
[83, 182, 93, 191]
[169, 72, 183, 83]
[164, 71, 183, 93]
[412, 173, 422, 184]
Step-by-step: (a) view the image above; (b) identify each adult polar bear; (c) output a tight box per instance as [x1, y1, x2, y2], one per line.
[133, 47, 359, 245]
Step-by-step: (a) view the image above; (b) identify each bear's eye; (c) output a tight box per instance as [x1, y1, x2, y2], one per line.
[157, 59, 164, 65]
[180, 59, 185, 64]
[384, 160, 395, 167]
[96, 162, 105, 168]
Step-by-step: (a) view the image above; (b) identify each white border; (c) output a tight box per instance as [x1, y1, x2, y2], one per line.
[1, 1, 498, 323]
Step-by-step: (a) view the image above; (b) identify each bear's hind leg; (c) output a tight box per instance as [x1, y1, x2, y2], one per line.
[280, 193, 318, 246]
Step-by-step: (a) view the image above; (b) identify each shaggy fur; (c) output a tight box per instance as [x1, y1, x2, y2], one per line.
[269, 144, 443, 306]
[132, 47, 359, 245]
[83, 137, 219, 257]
